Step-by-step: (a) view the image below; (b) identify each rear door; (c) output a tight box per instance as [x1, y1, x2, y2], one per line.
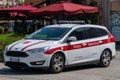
[84, 27, 101, 61]
[84, 27, 109, 61]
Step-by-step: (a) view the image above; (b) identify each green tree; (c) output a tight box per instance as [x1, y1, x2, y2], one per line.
[72, 0, 85, 4]
[29, 2, 33, 5]
[47, 0, 60, 4]
[89, 0, 97, 6]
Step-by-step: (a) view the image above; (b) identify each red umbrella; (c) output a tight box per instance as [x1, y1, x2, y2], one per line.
[0, 4, 37, 12]
[0, 4, 38, 18]
[10, 12, 27, 18]
[30, 1, 98, 16]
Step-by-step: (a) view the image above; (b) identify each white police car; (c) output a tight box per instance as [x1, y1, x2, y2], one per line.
[4, 23, 116, 73]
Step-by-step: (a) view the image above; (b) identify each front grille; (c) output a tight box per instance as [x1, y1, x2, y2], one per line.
[6, 51, 29, 57]
[5, 62, 29, 68]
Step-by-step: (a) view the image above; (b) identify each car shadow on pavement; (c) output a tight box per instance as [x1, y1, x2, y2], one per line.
[0, 64, 101, 75]
[63, 64, 100, 73]
[0, 67, 50, 75]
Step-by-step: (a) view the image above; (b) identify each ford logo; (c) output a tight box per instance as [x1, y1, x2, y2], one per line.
[15, 48, 18, 50]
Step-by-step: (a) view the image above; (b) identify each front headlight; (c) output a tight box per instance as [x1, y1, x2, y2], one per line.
[4, 46, 8, 52]
[26, 46, 50, 54]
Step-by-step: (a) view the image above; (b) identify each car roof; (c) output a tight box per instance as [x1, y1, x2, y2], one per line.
[45, 24, 107, 30]
[46, 24, 78, 28]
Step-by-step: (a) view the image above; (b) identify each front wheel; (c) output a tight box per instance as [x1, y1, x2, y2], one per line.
[99, 50, 111, 67]
[10, 67, 22, 70]
[49, 54, 65, 73]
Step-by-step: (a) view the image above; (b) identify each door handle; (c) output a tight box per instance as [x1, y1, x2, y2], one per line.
[82, 43, 87, 46]
[98, 41, 103, 44]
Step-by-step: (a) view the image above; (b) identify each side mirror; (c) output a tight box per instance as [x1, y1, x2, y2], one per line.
[67, 36, 77, 42]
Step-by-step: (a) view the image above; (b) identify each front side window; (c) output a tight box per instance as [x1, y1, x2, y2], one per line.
[26, 27, 71, 40]
[69, 28, 86, 41]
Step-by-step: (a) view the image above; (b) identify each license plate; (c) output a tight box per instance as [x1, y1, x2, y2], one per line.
[10, 57, 20, 62]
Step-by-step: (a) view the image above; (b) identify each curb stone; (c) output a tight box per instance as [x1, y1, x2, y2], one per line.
[0, 77, 19, 80]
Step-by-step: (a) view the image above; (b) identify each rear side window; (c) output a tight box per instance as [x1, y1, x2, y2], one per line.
[84, 27, 100, 39]
[96, 28, 108, 36]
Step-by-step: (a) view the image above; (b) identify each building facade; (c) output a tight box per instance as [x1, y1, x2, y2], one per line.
[0, 0, 24, 8]
[24, 0, 42, 6]
[110, 0, 120, 41]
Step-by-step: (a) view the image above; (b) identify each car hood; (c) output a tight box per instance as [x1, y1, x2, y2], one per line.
[7, 39, 59, 52]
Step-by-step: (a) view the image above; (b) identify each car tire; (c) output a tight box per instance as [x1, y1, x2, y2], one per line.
[99, 50, 111, 67]
[49, 53, 65, 73]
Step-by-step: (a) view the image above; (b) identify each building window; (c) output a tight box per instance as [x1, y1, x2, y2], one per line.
[0, 0, 3, 4]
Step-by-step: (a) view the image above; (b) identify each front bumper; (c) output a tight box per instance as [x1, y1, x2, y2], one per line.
[4, 51, 51, 68]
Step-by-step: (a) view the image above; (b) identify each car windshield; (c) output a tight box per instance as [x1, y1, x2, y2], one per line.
[26, 27, 71, 40]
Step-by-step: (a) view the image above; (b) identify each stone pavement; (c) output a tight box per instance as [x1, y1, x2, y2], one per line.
[0, 77, 19, 80]
[0, 51, 120, 80]
[0, 63, 19, 80]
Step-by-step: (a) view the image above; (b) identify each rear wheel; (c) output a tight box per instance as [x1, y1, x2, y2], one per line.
[49, 54, 65, 73]
[99, 50, 111, 67]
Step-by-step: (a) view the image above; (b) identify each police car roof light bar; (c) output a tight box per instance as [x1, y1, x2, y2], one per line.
[58, 20, 85, 24]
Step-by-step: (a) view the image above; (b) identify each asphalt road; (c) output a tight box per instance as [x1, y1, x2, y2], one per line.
[0, 51, 120, 80]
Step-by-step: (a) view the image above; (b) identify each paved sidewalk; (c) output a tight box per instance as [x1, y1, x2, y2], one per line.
[0, 77, 19, 80]
[0, 63, 4, 67]
[0, 63, 19, 80]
